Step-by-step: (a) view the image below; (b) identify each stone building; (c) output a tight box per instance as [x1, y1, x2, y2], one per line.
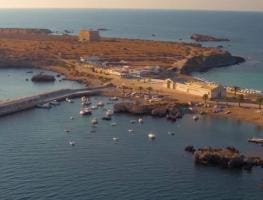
[164, 79, 226, 99]
[79, 29, 100, 42]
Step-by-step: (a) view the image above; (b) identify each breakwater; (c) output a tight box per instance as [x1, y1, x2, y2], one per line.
[0, 87, 107, 117]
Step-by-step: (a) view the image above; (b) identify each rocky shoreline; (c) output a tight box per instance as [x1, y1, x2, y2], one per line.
[185, 146, 263, 171]
[113, 101, 185, 121]
[191, 34, 230, 42]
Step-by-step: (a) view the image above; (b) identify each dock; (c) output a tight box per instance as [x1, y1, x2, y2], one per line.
[0, 86, 109, 117]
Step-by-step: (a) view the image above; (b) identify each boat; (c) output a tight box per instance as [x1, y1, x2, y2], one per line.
[66, 98, 74, 103]
[110, 96, 119, 101]
[91, 118, 98, 125]
[81, 97, 91, 106]
[128, 129, 134, 133]
[81, 96, 87, 102]
[91, 105, 98, 110]
[64, 129, 70, 133]
[102, 115, 112, 121]
[70, 116, 74, 120]
[97, 101, 104, 107]
[193, 115, 199, 121]
[106, 110, 113, 116]
[248, 137, 263, 144]
[112, 137, 120, 142]
[138, 118, 144, 124]
[148, 133, 156, 140]
[36, 103, 51, 109]
[111, 122, 117, 126]
[80, 108, 92, 116]
[69, 141, 76, 146]
[130, 120, 136, 124]
[50, 100, 60, 106]
[168, 131, 175, 136]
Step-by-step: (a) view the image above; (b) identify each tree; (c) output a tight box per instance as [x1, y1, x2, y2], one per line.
[147, 86, 153, 97]
[202, 94, 209, 105]
[256, 97, 263, 109]
[233, 86, 240, 96]
[237, 94, 244, 107]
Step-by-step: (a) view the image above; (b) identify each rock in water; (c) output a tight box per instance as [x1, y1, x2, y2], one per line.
[31, 74, 55, 82]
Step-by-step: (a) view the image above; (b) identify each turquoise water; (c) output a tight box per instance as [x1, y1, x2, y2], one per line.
[0, 9, 262, 90]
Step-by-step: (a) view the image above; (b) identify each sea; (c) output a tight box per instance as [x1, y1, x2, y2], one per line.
[0, 9, 263, 200]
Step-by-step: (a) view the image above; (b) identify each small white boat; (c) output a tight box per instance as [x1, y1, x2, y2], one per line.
[97, 101, 104, 107]
[70, 116, 74, 120]
[193, 115, 199, 121]
[91, 118, 98, 125]
[80, 108, 92, 116]
[168, 131, 175, 136]
[138, 118, 144, 124]
[128, 129, 134, 133]
[248, 137, 263, 144]
[111, 122, 117, 126]
[91, 105, 98, 110]
[69, 141, 76, 146]
[66, 98, 74, 103]
[81, 96, 87, 102]
[112, 137, 120, 142]
[148, 133, 156, 140]
[110, 96, 119, 101]
[50, 100, 60, 106]
[36, 103, 51, 109]
[106, 110, 113, 116]
[64, 129, 70, 133]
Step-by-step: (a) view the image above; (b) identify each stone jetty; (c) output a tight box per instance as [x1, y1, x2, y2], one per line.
[0, 87, 108, 117]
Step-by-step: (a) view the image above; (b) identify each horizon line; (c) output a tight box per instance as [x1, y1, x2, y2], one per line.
[0, 7, 262, 13]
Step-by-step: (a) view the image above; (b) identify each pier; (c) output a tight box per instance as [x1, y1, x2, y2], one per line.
[0, 86, 109, 117]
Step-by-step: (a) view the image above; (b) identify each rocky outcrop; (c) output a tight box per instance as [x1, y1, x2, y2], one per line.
[175, 52, 245, 74]
[185, 146, 263, 171]
[31, 74, 56, 82]
[191, 34, 230, 42]
[113, 102, 183, 121]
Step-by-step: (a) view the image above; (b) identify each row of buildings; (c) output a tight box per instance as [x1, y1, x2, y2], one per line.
[163, 79, 226, 99]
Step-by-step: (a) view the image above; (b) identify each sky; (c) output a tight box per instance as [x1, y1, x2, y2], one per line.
[0, 0, 262, 11]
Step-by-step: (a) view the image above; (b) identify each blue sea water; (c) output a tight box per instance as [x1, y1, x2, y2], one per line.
[0, 9, 262, 90]
[1, 9, 263, 199]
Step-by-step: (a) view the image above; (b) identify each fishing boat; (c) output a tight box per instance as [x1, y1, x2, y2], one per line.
[138, 118, 144, 124]
[91, 105, 98, 110]
[128, 129, 134, 133]
[168, 131, 175, 136]
[193, 115, 199, 121]
[66, 98, 74, 103]
[97, 101, 104, 107]
[112, 137, 120, 142]
[102, 115, 112, 121]
[50, 100, 60, 106]
[91, 118, 98, 125]
[69, 141, 76, 146]
[106, 110, 113, 116]
[148, 133, 156, 140]
[248, 137, 263, 144]
[80, 108, 92, 116]
[111, 122, 117, 126]
[36, 103, 51, 109]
